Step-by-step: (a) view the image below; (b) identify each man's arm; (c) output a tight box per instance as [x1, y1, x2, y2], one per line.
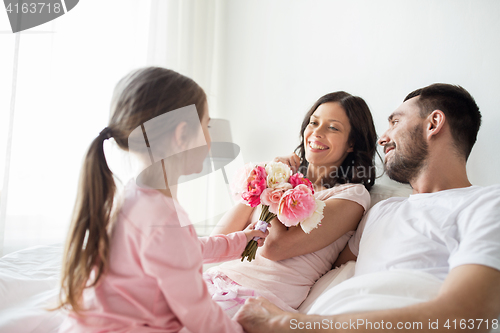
[235, 264, 500, 333]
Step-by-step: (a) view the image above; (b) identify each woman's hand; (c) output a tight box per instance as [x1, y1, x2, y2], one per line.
[243, 220, 270, 246]
[273, 152, 301, 173]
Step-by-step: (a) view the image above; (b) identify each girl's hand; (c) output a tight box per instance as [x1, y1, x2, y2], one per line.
[243, 221, 270, 246]
[273, 153, 301, 173]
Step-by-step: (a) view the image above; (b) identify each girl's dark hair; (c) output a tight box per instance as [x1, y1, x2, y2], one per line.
[58, 67, 206, 313]
[295, 91, 377, 191]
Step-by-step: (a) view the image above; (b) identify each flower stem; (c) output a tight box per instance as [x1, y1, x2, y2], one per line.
[241, 204, 277, 262]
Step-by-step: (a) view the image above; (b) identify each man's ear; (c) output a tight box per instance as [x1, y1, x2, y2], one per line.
[426, 110, 446, 139]
[173, 121, 189, 150]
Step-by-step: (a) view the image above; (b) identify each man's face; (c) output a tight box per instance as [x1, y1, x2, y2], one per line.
[378, 97, 429, 184]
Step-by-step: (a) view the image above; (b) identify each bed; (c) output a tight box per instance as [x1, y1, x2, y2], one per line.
[1, 184, 498, 332]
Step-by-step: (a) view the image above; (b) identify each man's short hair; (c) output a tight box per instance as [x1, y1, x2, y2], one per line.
[404, 83, 481, 160]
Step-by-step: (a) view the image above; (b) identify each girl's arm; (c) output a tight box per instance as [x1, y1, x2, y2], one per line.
[200, 222, 269, 263]
[141, 224, 244, 333]
[260, 197, 365, 261]
[210, 202, 255, 235]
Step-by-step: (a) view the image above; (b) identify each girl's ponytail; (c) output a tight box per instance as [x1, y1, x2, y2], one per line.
[59, 129, 116, 313]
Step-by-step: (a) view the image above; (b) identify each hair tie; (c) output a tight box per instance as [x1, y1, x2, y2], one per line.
[99, 127, 112, 140]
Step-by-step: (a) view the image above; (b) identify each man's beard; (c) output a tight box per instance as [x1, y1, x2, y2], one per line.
[385, 124, 428, 184]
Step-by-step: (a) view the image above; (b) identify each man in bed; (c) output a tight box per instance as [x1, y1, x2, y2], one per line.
[235, 83, 500, 332]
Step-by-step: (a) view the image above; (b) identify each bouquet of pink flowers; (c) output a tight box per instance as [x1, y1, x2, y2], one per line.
[231, 162, 326, 262]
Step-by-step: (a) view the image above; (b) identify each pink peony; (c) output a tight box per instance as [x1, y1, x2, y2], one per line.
[241, 166, 267, 207]
[261, 183, 292, 214]
[277, 184, 316, 227]
[289, 173, 314, 194]
[230, 163, 256, 197]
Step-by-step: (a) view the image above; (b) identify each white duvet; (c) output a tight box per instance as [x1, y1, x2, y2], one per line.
[299, 261, 441, 314]
[1, 246, 498, 333]
[299, 262, 499, 332]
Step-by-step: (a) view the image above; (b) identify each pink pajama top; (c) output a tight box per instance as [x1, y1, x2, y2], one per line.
[59, 181, 246, 333]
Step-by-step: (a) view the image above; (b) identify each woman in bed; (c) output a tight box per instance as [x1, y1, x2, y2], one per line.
[206, 91, 378, 316]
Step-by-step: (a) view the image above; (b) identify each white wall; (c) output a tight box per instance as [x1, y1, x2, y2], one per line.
[215, 0, 500, 186]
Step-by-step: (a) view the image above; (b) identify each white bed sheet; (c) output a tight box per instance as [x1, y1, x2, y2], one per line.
[0, 245, 64, 333]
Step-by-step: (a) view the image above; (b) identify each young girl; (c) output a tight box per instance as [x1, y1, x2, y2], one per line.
[57, 67, 267, 333]
[206, 91, 378, 316]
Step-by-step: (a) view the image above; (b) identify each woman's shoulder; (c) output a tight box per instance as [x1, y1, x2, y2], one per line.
[314, 182, 368, 199]
[315, 183, 370, 212]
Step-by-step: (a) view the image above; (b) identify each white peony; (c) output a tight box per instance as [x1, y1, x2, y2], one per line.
[265, 161, 292, 189]
[300, 199, 326, 234]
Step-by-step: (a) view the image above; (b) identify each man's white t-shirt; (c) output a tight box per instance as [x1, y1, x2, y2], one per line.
[349, 185, 500, 280]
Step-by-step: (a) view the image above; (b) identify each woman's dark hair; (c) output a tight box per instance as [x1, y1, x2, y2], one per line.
[58, 67, 206, 313]
[295, 91, 377, 191]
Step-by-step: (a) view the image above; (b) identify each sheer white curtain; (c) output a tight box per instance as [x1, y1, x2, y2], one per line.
[0, 0, 226, 256]
[147, 0, 238, 235]
[147, 0, 226, 115]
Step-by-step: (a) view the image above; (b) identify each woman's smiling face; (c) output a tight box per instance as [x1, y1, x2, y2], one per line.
[303, 102, 353, 169]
